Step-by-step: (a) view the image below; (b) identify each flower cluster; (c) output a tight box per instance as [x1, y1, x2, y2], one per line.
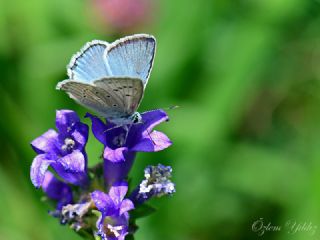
[30, 109, 174, 240]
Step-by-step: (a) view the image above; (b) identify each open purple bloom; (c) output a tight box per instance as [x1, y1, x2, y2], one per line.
[42, 172, 73, 210]
[130, 164, 175, 205]
[91, 182, 134, 240]
[86, 109, 172, 185]
[30, 110, 89, 188]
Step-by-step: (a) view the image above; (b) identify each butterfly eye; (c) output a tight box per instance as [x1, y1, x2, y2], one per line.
[131, 113, 142, 124]
[133, 117, 139, 124]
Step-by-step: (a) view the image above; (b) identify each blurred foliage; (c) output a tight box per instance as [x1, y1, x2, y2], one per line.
[0, 0, 320, 239]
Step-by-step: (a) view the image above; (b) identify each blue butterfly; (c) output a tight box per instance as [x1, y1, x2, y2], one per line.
[56, 34, 156, 126]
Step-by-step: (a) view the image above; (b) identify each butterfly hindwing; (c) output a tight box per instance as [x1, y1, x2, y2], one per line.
[104, 34, 156, 86]
[57, 77, 144, 118]
[67, 40, 109, 83]
[57, 80, 125, 118]
[94, 77, 144, 115]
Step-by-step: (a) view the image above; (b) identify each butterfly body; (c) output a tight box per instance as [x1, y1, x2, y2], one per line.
[57, 34, 156, 126]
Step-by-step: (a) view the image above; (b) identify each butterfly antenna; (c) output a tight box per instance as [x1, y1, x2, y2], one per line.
[123, 125, 131, 144]
[167, 105, 180, 110]
[157, 105, 180, 111]
[142, 105, 180, 115]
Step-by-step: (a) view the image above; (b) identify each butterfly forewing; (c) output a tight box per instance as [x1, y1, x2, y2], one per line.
[104, 34, 156, 86]
[67, 40, 109, 83]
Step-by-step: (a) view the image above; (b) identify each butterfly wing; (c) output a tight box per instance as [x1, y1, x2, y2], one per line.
[57, 77, 144, 118]
[67, 40, 110, 83]
[94, 77, 144, 115]
[104, 34, 156, 86]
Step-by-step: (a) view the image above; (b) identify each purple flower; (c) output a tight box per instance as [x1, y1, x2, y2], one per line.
[42, 172, 73, 210]
[130, 164, 175, 204]
[91, 182, 134, 240]
[86, 109, 172, 185]
[30, 110, 89, 188]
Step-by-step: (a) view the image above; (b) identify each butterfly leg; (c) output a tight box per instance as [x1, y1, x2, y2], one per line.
[103, 125, 123, 133]
[133, 120, 155, 146]
[146, 128, 156, 146]
[123, 125, 131, 145]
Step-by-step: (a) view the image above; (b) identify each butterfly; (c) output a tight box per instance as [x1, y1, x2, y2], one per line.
[56, 34, 156, 126]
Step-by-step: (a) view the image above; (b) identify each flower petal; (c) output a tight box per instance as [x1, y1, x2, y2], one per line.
[131, 130, 172, 152]
[59, 150, 85, 172]
[91, 190, 114, 213]
[119, 199, 134, 215]
[31, 129, 58, 154]
[105, 127, 128, 149]
[109, 182, 128, 205]
[51, 162, 88, 186]
[71, 122, 89, 149]
[42, 172, 73, 209]
[96, 214, 129, 240]
[103, 152, 136, 187]
[127, 110, 169, 146]
[86, 113, 128, 149]
[140, 109, 169, 132]
[56, 110, 81, 134]
[103, 146, 128, 163]
[30, 154, 54, 188]
[85, 113, 108, 145]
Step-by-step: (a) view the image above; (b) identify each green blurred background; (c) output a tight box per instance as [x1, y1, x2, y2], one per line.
[1, 0, 320, 239]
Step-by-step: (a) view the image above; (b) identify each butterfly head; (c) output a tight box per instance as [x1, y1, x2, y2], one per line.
[130, 112, 142, 124]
